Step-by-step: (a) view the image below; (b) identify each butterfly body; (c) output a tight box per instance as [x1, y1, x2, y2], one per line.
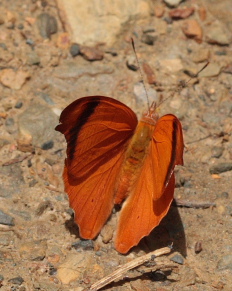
[56, 96, 184, 254]
[114, 119, 156, 205]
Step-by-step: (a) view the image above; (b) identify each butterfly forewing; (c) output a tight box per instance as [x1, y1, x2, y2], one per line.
[56, 96, 138, 239]
[56, 96, 137, 179]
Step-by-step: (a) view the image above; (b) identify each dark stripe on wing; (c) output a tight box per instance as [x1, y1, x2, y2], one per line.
[58, 97, 100, 161]
[164, 119, 178, 188]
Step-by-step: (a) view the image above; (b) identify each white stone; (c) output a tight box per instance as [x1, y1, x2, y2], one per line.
[163, 0, 183, 8]
[56, 0, 152, 46]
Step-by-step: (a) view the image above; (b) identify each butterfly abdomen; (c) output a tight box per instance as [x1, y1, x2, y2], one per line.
[114, 121, 155, 205]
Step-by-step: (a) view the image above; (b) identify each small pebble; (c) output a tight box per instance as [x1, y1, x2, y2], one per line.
[72, 240, 94, 251]
[36, 92, 55, 105]
[126, 55, 138, 71]
[141, 32, 157, 45]
[163, 0, 182, 7]
[26, 39, 34, 46]
[182, 19, 203, 43]
[8, 276, 24, 285]
[195, 241, 203, 254]
[105, 49, 117, 56]
[154, 5, 165, 18]
[209, 163, 232, 174]
[37, 13, 57, 39]
[0, 210, 15, 226]
[48, 264, 57, 276]
[217, 255, 232, 271]
[10, 210, 31, 221]
[0, 43, 7, 50]
[26, 51, 40, 66]
[70, 43, 80, 57]
[5, 117, 14, 126]
[206, 22, 230, 46]
[15, 101, 23, 109]
[80, 46, 104, 61]
[211, 146, 224, 158]
[35, 200, 53, 216]
[170, 252, 184, 264]
[215, 50, 226, 56]
[221, 192, 229, 199]
[143, 62, 157, 84]
[41, 140, 54, 150]
[169, 7, 195, 19]
[17, 23, 24, 30]
[163, 16, 173, 24]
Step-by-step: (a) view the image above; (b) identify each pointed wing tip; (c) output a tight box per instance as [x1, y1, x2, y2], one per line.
[115, 243, 131, 254]
[55, 123, 62, 133]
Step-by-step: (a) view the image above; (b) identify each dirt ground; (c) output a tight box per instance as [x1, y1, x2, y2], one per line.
[0, 0, 232, 290]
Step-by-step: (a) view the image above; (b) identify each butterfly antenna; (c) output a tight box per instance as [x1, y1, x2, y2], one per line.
[131, 38, 150, 110]
[158, 61, 210, 107]
[184, 61, 210, 86]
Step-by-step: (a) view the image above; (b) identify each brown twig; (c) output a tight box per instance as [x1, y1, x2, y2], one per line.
[173, 199, 216, 209]
[88, 246, 171, 291]
[2, 155, 32, 166]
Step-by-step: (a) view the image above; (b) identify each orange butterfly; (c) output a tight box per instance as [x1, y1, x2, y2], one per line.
[55, 96, 184, 254]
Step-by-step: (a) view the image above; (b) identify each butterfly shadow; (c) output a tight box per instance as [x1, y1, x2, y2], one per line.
[137, 203, 186, 257]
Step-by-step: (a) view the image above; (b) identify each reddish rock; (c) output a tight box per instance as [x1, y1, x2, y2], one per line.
[80, 46, 104, 61]
[169, 7, 195, 19]
[154, 5, 165, 18]
[143, 62, 157, 84]
[182, 19, 203, 43]
[0, 69, 30, 90]
[198, 6, 207, 21]
[56, 32, 71, 49]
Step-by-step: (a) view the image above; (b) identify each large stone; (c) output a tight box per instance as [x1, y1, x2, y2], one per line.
[18, 103, 59, 149]
[56, 0, 152, 46]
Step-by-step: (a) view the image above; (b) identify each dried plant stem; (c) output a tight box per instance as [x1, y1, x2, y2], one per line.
[173, 198, 216, 209]
[88, 246, 171, 291]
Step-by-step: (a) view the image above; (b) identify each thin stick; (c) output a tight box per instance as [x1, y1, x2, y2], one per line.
[173, 199, 216, 209]
[2, 154, 32, 166]
[131, 38, 150, 110]
[88, 246, 171, 291]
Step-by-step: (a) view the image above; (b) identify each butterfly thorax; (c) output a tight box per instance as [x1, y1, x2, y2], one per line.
[114, 119, 156, 205]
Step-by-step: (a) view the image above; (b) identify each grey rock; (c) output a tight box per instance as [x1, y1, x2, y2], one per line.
[26, 51, 40, 66]
[198, 63, 222, 78]
[37, 13, 57, 39]
[211, 146, 224, 158]
[70, 43, 80, 57]
[0, 210, 15, 226]
[206, 21, 231, 46]
[217, 255, 232, 271]
[8, 276, 24, 285]
[0, 234, 11, 246]
[141, 32, 157, 45]
[10, 210, 31, 221]
[209, 163, 232, 174]
[170, 252, 184, 264]
[18, 103, 59, 149]
[35, 92, 55, 105]
[19, 240, 47, 260]
[15, 101, 23, 109]
[72, 240, 94, 251]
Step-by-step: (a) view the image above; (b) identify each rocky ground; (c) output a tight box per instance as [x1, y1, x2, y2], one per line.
[0, 0, 232, 290]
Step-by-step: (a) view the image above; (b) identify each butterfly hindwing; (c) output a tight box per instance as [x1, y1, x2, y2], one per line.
[115, 114, 183, 253]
